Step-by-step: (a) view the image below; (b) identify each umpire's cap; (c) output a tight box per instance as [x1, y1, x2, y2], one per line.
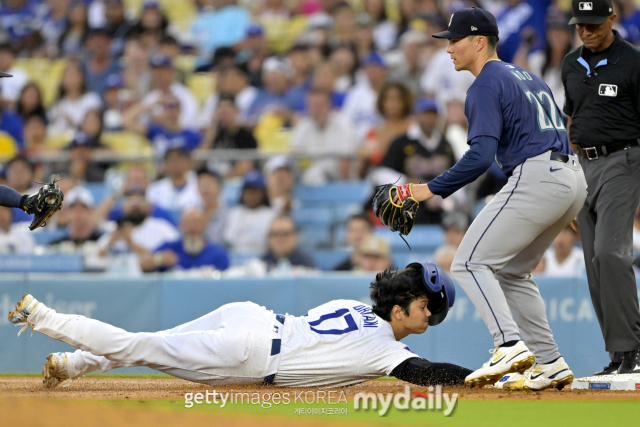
[407, 262, 456, 326]
[568, 0, 613, 25]
[433, 7, 499, 39]
[0, 72, 12, 78]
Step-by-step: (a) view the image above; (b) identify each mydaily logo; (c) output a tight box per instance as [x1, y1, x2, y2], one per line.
[354, 385, 458, 416]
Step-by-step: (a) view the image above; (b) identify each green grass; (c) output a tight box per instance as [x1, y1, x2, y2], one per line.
[0, 372, 172, 379]
[113, 398, 640, 427]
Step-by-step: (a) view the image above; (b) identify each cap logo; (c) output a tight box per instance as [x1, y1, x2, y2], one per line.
[449, 14, 454, 27]
[471, 26, 478, 31]
[579, 2, 593, 10]
[609, 7, 612, 12]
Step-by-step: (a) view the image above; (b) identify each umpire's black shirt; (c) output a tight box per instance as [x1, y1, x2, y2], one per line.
[562, 30, 640, 147]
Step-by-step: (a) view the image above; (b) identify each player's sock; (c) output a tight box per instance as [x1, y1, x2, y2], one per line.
[500, 340, 519, 348]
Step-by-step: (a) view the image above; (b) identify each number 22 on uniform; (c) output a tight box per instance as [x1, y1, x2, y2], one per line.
[512, 70, 566, 132]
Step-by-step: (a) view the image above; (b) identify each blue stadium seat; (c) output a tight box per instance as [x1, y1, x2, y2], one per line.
[313, 250, 350, 271]
[298, 225, 332, 249]
[291, 207, 333, 226]
[294, 182, 374, 207]
[331, 203, 364, 223]
[229, 252, 261, 267]
[375, 225, 443, 252]
[84, 183, 108, 205]
[392, 251, 435, 269]
[222, 181, 242, 206]
[32, 229, 68, 246]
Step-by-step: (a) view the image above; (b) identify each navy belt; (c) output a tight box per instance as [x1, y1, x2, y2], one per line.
[550, 152, 569, 163]
[264, 314, 286, 385]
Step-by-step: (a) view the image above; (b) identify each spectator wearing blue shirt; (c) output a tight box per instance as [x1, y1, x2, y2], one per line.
[142, 208, 230, 272]
[496, 0, 551, 63]
[5, 155, 35, 223]
[0, 0, 44, 51]
[82, 28, 122, 96]
[189, 0, 251, 68]
[261, 215, 315, 272]
[123, 92, 202, 159]
[245, 57, 294, 125]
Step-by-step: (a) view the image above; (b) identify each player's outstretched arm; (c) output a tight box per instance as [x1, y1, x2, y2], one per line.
[0, 184, 30, 209]
[390, 357, 473, 386]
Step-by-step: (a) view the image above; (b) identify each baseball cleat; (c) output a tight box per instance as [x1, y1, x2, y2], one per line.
[500, 357, 574, 391]
[465, 340, 535, 388]
[43, 352, 74, 388]
[617, 350, 640, 375]
[593, 361, 620, 376]
[7, 294, 39, 336]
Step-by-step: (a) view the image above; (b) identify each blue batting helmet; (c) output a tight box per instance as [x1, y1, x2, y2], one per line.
[407, 262, 456, 326]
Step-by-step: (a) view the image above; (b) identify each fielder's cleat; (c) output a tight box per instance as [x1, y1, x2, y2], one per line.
[501, 357, 574, 391]
[43, 352, 74, 388]
[7, 294, 39, 336]
[593, 361, 621, 376]
[465, 341, 535, 388]
[617, 350, 640, 375]
[493, 372, 523, 389]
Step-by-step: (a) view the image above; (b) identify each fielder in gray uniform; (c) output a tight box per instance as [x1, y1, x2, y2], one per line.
[374, 8, 587, 390]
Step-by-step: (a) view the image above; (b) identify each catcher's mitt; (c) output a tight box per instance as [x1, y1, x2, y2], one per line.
[22, 179, 64, 231]
[372, 183, 420, 238]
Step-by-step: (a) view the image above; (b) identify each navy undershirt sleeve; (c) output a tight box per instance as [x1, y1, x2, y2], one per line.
[427, 136, 498, 199]
[0, 185, 27, 209]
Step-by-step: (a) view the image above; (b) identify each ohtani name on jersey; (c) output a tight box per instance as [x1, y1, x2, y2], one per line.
[353, 305, 379, 328]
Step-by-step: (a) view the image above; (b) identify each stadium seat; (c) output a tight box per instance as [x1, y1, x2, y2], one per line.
[84, 183, 109, 205]
[291, 207, 333, 227]
[221, 180, 242, 206]
[374, 225, 444, 252]
[229, 251, 261, 267]
[32, 229, 68, 246]
[294, 182, 374, 207]
[312, 250, 350, 271]
[392, 251, 435, 269]
[101, 132, 153, 155]
[186, 73, 215, 106]
[298, 225, 332, 250]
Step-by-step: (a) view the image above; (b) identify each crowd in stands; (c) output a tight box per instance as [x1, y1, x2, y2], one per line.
[0, 0, 639, 276]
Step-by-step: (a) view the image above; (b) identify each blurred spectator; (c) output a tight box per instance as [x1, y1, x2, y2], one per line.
[48, 60, 102, 135]
[57, 0, 90, 58]
[104, 0, 134, 56]
[434, 245, 456, 274]
[80, 109, 105, 142]
[59, 132, 110, 183]
[329, 44, 358, 93]
[331, 3, 357, 46]
[124, 93, 202, 159]
[16, 82, 47, 123]
[633, 203, 640, 253]
[199, 66, 258, 128]
[98, 164, 175, 226]
[196, 45, 237, 73]
[83, 27, 122, 96]
[49, 186, 103, 247]
[496, 0, 544, 64]
[197, 168, 228, 246]
[262, 215, 315, 272]
[379, 99, 456, 221]
[98, 186, 179, 274]
[616, 0, 640, 44]
[290, 88, 357, 185]
[363, 0, 398, 51]
[441, 212, 469, 249]
[361, 82, 413, 173]
[102, 74, 125, 131]
[288, 43, 313, 87]
[22, 114, 49, 158]
[121, 36, 151, 98]
[540, 226, 585, 277]
[130, 1, 170, 50]
[264, 155, 296, 213]
[342, 51, 387, 139]
[388, 30, 428, 95]
[224, 170, 279, 253]
[355, 12, 377, 59]
[6, 155, 36, 223]
[355, 234, 393, 272]
[513, 7, 573, 111]
[285, 59, 345, 114]
[0, 92, 24, 148]
[158, 36, 183, 75]
[40, 0, 69, 58]
[201, 94, 257, 178]
[246, 57, 294, 124]
[142, 208, 230, 272]
[0, 206, 34, 254]
[0, 43, 28, 107]
[334, 212, 373, 271]
[0, 0, 44, 52]
[189, 0, 251, 67]
[142, 54, 199, 129]
[147, 147, 203, 211]
[236, 25, 270, 87]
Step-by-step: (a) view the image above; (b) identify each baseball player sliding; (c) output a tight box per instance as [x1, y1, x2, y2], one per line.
[8, 262, 473, 388]
[373, 8, 587, 390]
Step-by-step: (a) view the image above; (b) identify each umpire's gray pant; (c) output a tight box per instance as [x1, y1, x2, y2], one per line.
[577, 145, 640, 357]
[451, 151, 587, 364]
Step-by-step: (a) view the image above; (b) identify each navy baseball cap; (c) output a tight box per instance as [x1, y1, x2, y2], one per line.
[247, 24, 264, 37]
[433, 7, 499, 39]
[414, 98, 438, 114]
[105, 74, 124, 89]
[149, 53, 172, 68]
[242, 170, 266, 189]
[360, 51, 387, 68]
[568, 0, 613, 25]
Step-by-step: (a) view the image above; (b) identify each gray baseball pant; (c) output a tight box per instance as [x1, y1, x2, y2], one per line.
[451, 151, 587, 364]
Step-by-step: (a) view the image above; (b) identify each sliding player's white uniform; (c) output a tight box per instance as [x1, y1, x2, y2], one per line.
[26, 299, 417, 387]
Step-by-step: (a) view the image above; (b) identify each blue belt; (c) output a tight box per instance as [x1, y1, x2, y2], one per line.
[264, 314, 286, 385]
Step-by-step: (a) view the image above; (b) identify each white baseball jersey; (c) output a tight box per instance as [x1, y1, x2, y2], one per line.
[275, 299, 416, 387]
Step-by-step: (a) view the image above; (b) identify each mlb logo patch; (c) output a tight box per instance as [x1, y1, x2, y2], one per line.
[579, 2, 593, 10]
[599, 84, 618, 97]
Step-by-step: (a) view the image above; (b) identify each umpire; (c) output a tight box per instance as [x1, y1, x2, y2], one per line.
[562, 0, 640, 375]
